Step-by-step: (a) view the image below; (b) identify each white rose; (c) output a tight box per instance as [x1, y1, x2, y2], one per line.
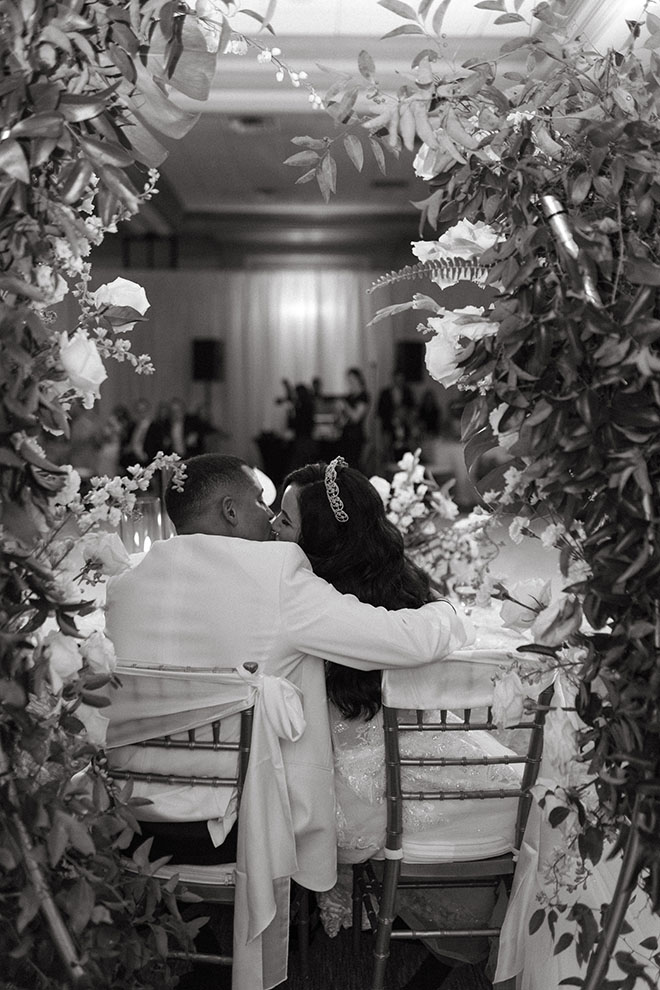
[412, 141, 454, 180]
[79, 531, 131, 576]
[80, 631, 117, 674]
[59, 331, 107, 409]
[44, 631, 82, 692]
[412, 221, 500, 288]
[531, 595, 582, 646]
[92, 276, 149, 314]
[369, 475, 391, 505]
[92, 276, 149, 332]
[76, 704, 110, 747]
[439, 306, 499, 343]
[492, 670, 527, 727]
[500, 579, 552, 630]
[425, 325, 463, 388]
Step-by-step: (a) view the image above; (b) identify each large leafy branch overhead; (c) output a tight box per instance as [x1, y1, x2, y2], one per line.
[291, 0, 660, 978]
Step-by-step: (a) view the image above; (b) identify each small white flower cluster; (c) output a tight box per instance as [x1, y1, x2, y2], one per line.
[371, 450, 493, 594]
[47, 454, 186, 531]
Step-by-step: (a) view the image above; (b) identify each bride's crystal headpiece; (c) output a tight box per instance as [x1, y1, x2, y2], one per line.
[324, 456, 349, 523]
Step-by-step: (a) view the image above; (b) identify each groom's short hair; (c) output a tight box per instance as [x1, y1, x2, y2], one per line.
[165, 453, 250, 530]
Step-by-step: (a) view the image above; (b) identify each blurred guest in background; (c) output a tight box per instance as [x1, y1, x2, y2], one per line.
[288, 383, 317, 471]
[121, 398, 160, 468]
[162, 398, 206, 458]
[68, 403, 102, 483]
[336, 367, 369, 471]
[418, 389, 442, 439]
[377, 371, 416, 463]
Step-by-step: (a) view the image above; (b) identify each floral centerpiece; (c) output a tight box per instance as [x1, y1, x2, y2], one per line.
[291, 0, 660, 982]
[370, 448, 495, 598]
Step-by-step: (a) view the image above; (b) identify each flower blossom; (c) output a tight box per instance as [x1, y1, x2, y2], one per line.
[499, 579, 552, 630]
[92, 277, 150, 332]
[79, 531, 132, 577]
[412, 220, 500, 289]
[44, 631, 82, 692]
[424, 307, 499, 389]
[531, 595, 583, 646]
[80, 631, 117, 675]
[369, 475, 391, 505]
[59, 331, 107, 408]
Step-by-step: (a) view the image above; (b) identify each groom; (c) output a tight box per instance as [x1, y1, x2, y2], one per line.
[105, 453, 468, 890]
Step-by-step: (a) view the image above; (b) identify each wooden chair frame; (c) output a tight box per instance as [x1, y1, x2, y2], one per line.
[108, 662, 311, 976]
[352, 684, 554, 990]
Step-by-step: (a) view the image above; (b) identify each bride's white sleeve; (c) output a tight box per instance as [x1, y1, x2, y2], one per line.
[278, 545, 469, 670]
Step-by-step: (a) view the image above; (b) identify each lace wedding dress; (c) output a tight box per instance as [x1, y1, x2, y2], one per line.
[319, 702, 522, 963]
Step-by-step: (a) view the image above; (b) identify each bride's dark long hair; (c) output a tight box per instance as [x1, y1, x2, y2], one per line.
[283, 461, 433, 720]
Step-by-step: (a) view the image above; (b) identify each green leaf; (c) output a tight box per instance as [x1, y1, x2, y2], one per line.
[316, 165, 332, 203]
[343, 134, 364, 171]
[241, 8, 275, 32]
[369, 137, 387, 175]
[570, 172, 591, 205]
[625, 259, 660, 286]
[378, 0, 418, 20]
[66, 877, 95, 933]
[494, 12, 526, 23]
[474, 0, 506, 8]
[358, 49, 376, 81]
[381, 24, 425, 38]
[109, 42, 137, 84]
[321, 153, 337, 194]
[100, 165, 140, 212]
[529, 908, 545, 935]
[284, 150, 321, 167]
[0, 139, 29, 183]
[111, 19, 140, 55]
[548, 805, 571, 827]
[554, 932, 574, 955]
[11, 111, 63, 139]
[78, 135, 134, 168]
[432, 0, 452, 34]
[294, 168, 316, 185]
[290, 135, 328, 150]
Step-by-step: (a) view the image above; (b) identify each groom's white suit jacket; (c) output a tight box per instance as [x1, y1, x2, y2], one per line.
[105, 533, 468, 894]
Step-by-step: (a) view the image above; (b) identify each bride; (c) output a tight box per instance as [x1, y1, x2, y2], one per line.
[271, 456, 521, 963]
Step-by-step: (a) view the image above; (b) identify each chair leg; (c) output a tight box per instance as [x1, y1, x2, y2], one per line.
[352, 864, 363, 955]
[296, 885, 310, 981]
[372, 859, 400, 990]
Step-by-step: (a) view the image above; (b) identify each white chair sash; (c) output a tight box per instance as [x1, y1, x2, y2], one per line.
[107, 663, 306, 990]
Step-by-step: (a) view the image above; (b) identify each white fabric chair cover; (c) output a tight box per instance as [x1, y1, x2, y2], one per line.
[107, 664, 306, 990]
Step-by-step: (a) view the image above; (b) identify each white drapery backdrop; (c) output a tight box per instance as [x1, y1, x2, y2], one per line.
[70, 266, 394, 463]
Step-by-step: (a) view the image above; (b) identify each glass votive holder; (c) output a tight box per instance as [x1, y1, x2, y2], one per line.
[120, 494, 169, 554]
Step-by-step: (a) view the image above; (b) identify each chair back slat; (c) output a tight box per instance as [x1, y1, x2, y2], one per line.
[382, 682, 555, 856]
[513, 683, 554, 849]
[107, 663, 256, 801]
[383, 706, 403, 855]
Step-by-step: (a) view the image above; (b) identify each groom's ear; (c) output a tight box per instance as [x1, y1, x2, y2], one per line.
[219, 494, 238, 528]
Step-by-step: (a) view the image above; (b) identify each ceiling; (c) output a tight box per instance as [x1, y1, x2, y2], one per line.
[126, 0, 639, 248]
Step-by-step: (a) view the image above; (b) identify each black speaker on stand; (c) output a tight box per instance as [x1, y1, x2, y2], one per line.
[192, 338, 224, 423]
